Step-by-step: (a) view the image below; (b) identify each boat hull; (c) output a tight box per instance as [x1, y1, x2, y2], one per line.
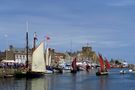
[96, 71, 108, 76]
[45, 70, 53, 74]
[26, 72, 45, 78]
[71, 70, 77, 74]
[14, 71, 27, 78]
[15, 71, 45, 78]
[4, 74, 14, 78]
[53, 67, 63, 73]
[63, 69, 71, 73]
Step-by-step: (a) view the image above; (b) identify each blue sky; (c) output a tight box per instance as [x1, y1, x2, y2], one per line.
[0, 0, 135, 63]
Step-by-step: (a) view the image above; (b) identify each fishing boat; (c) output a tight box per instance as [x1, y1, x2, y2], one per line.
[96, 54, 110, 76]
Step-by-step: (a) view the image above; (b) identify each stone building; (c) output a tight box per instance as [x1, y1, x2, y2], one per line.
[1, 45, 32, 64]
[0, 51, 6, 61]
[77, 45, 98, 63]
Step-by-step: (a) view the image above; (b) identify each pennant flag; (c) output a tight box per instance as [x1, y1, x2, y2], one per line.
[45, 35, 50, 41]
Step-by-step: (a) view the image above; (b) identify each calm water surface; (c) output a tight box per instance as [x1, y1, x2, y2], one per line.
[0, 68, 135, 90]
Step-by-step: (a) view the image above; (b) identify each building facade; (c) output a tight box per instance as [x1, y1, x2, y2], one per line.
[77, 45, 98, 63]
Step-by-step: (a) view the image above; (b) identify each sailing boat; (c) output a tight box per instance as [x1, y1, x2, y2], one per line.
[15, 31, 46, 78]
[105, 58, 110, 70]
[15, 42, 46, 78]
[71, 57, 77, 73]
[26, 41, 46, 78]
[96, 54, 108, 76]
[45, 48, 53, 73]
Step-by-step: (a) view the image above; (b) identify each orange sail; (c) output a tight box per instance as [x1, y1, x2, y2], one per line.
[98, 54, 105, 71]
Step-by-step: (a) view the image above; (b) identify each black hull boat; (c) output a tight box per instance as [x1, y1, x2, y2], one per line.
[15, 41, 46, 78]
[15, 71, 45, 78]
[71, 70, 77, 74]
[26, 72, 45, 78]
[14, 71, 27, 78]
[96, 71, 108, 76]
[96, 54, 110, 76]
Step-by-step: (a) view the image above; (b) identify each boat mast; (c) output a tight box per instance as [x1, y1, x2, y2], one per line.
[70, 40, 72, 61]
[26, 22, 29, 68]
[33, 32, 37, 51]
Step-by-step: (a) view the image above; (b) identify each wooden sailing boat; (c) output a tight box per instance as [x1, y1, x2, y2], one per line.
[45, 48, 53, 73]
[105, 58, 110, 70]
[15, 32, 46, 78]
[96, 54, 108, 76]
[26, 41, 46, 78]
[71, 57, 77, 73]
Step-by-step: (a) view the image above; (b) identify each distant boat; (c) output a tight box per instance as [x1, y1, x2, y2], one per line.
[96, 54, 109, 76]
[129, 69, 133, 72]
[71, 57, 77, 73]
[120, 70, 127, 74]
[45, 48, 53, 74]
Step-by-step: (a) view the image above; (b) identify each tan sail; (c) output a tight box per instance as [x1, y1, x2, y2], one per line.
[31, 41, 46, 72]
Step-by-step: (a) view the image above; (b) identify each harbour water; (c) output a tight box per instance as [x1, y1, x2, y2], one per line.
[0, 68, 135, 90]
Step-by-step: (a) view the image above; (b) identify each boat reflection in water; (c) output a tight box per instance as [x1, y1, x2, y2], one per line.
[1, 69, 135, 90]
[98, 76, 109, 90]
[0, 77, 48, 90]
[26, 77, 48, 90]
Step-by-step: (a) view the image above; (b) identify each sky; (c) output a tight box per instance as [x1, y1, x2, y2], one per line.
[0, 0, 135, 63]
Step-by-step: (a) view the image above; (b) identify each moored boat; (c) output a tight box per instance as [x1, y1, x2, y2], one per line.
[96, 54, 110, 76]
[71, 57, 77, 74]
[15, 32, 46, 78]
[120, 70, 126, 74]
[96, 71, 108, 76]
[45, 48, 54, 74]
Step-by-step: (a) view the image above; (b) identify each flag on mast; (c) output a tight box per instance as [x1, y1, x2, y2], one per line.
[45, 35, 50, 41]
[34, 32, 38, 41]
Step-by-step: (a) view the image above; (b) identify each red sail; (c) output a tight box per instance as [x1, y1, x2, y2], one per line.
[98, 54, 104, 71]
[72, 57, 77, 71]
[105, 58, 111, 70]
